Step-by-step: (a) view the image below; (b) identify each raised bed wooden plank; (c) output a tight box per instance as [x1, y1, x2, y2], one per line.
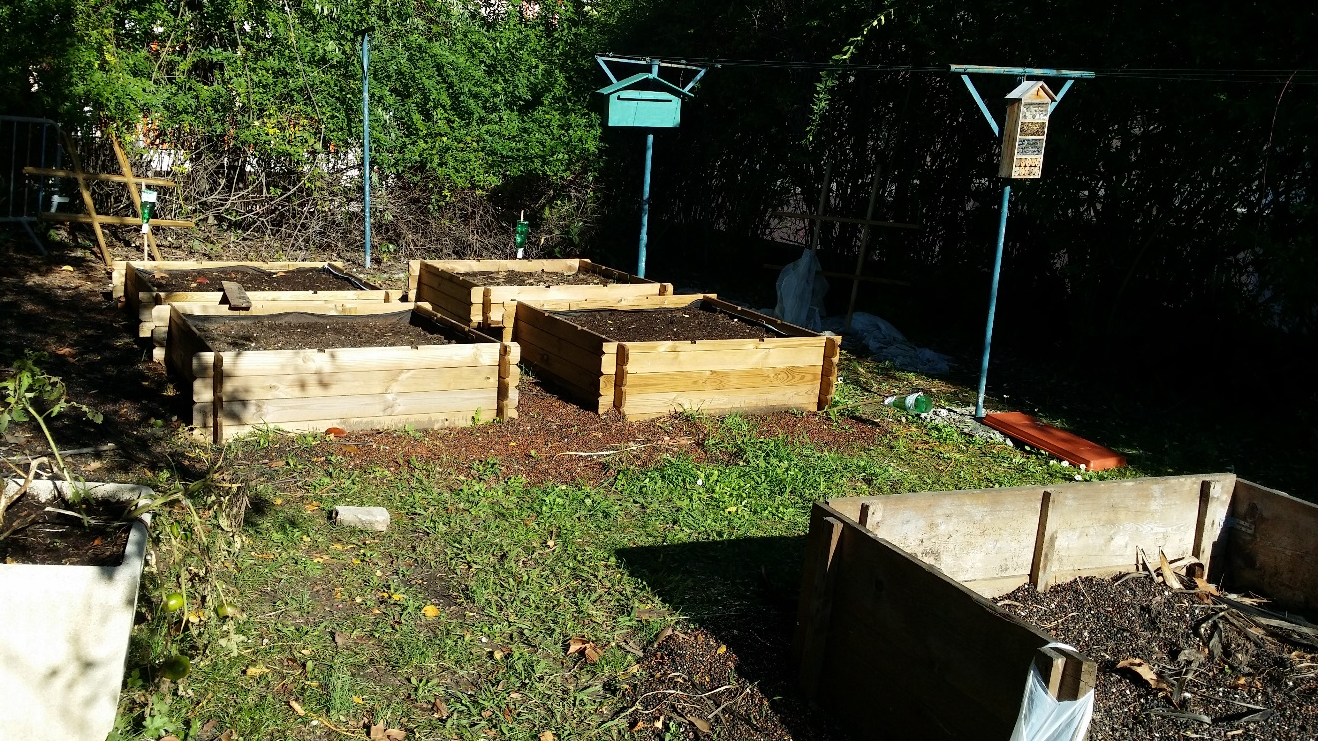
[191, 366, 498, 403]
[514, 321, 615, 375]
[203, 410, 486, 438]
[516, 333, 616, 399]
[514, 303, 612, 355]
[624, 365, 824, 393]
[190, 343, 501, 378]
[623, 346, 828, 374]
[621, 383, 821, 418]
[983, 411, 1127, 471]
[194, 388, 498, 427]
[220, 281, 252, 309]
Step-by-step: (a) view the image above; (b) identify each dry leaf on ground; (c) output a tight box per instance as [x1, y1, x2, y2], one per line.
[289, 699, 306, 716]
[687, 715, 713, 733]
[369, 724, 406, 740]
[422, 605, 441, 618]
[433, 698, 449, 718]
[245, 664, 270, 677]
[1117, 658, 1171, 693]
[567, 636, 604, 663]
[539, 731, 557, 741]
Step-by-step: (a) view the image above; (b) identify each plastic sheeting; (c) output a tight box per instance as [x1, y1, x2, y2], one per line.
[773, 249, 828, 332]
[820, 312, 953, 375]
[1008, 643, 1095, 741]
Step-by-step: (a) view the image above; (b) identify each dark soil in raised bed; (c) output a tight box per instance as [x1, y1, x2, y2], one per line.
[461, 269, 615, 287]
[998, 575, 1318, 740]
[191, 313, 455, 352]
[144, 265, 370, 292]
[0, 493, 134, 566]
[559, 304, 778, 343]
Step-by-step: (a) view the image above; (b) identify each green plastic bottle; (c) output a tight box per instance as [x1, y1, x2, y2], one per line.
[884, 392, 933, 414]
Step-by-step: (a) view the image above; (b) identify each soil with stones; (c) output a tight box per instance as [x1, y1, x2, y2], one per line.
[144, 266, 369, 292]
[999, 575, 1318, 740]
[561, 305, 777, 343]
[193, 314, 454, 352]
[619, 628, 850, 741]
[0, 494, 134, 565]
[460, 270, 615, 287]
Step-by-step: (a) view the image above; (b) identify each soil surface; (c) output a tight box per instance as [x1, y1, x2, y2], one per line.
[144, 266, 369, 292]
[999, 575, 1318, 740]
[620, 628, 849, 741]
[461, 270, 615, 287]
[192, 313, 454, 352]
[560, 305, 778, 343]
[0, 494, 134, 566]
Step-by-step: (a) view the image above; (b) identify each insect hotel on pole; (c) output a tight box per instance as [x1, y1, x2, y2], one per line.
[998, 80, 1057, 179]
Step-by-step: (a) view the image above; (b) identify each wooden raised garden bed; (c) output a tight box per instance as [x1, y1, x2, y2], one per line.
[512, 295, 839, 419]
[794, 474, 1318, 740]
[408, 258, 671, 331]
[166, 303, 518, 442]
[114, 261, 401, 359]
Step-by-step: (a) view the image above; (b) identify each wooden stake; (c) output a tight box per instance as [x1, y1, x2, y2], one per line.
[111, 136, 162, 261]
[845, 163, 884, 331]
[808, 162, 832, 253]
[60, 131, 112, 266]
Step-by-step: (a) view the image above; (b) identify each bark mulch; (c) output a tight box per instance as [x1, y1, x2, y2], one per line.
[560, 305, 778, 343]
[999, 575, 1318, 740]
[461, 270, 615, 287]
[143, 266, 365, 292]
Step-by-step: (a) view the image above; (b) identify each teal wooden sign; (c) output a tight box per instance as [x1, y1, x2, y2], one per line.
[597, 73, 691, 129]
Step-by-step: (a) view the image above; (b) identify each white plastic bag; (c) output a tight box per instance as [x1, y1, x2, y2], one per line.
[1008, 643, 1095, 741]
[774, 249, 828, 331]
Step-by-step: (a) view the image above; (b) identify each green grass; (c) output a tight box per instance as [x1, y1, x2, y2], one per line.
[113, 385, 1137, 740]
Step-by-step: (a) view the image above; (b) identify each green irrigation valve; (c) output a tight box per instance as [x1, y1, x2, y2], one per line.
[514, 218, 530, 258]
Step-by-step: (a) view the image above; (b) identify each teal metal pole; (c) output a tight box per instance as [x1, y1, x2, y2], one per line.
[636, 59, 658, 278]
[976, 184, 1011, 418]
[637, 132, 653, 277]
[362, 33, 372, 269]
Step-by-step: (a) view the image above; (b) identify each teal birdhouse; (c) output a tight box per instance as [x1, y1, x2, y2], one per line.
[597, 72, 692, 128]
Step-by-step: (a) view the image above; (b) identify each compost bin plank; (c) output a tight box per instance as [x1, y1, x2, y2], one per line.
[1225, 479, 1318, 615]
[190, 366, 498, 403]
[792, 508, 843, 700]
[811, 503, 1058, 740]
[982, 411, 1126, 471]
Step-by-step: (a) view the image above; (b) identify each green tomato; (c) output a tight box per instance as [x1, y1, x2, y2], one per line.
[158, 655, 190, 680]
[216, 603, 239, 619]
[163, 592, 185, 611]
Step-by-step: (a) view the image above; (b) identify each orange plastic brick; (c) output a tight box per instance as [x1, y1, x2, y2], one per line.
[983, 412, 1127, 472]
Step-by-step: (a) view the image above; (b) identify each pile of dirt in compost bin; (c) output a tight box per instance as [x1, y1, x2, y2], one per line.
[460, 270, 616, 287]
[998, 573, 1318, 740]
[191, 313, 454, 352]
[560, 303, 780, 343]
[144, 265, 369, 292]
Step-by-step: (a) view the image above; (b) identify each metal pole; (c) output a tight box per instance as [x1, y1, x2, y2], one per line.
[976, 184, 1011, 418]
[362, 32, 372, 269]
[636, 58, 659, 278]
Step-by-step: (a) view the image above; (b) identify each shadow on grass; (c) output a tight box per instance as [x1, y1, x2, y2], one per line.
[616, 535, 852, 740]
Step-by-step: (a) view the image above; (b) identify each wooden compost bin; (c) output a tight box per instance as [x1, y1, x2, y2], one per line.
[794, 474, 1318, 741]
[166, 303, 519, 443]
[408, 259, 671, 330]
[114, 261, 400, 360]
[512, 295, 839, 419]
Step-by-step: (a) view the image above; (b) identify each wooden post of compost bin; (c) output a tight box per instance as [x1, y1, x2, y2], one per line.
[793, 510, 843, 701]
[1029, 490, 1057, 591]
[211, 354, 225, 445]
[1033, 645, 1097, 701]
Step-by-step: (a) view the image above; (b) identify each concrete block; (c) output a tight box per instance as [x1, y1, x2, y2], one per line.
[333, 506, 390, 531]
